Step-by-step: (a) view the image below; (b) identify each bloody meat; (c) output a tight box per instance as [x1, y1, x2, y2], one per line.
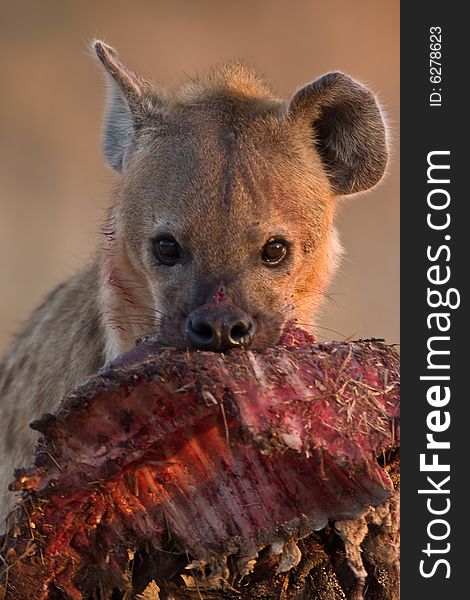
[0, 327, 399, 600]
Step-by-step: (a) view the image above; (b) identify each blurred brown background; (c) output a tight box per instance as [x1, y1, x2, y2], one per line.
[0, 0, 399, 356]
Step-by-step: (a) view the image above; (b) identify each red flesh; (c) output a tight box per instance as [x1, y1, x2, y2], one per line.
[1, 327, 399, 599]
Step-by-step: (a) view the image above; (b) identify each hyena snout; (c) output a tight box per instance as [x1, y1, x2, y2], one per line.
[185, 304, 255, 352]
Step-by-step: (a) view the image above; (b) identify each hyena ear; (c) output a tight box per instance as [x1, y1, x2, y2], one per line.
[289, 72, 388, 195]
[92, 40, 159, 172]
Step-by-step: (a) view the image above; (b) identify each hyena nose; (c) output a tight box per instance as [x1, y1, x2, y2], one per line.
[186, 305, 255, 352]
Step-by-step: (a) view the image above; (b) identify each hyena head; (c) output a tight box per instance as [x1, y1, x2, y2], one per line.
[93, 41, 387, 359]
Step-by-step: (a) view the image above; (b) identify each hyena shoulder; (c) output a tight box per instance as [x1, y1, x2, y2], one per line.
[0, 261, 105, 427]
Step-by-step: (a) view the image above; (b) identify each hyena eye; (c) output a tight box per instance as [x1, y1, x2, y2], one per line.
[153, 236, 181, 265]
[261, 238, 288, 265]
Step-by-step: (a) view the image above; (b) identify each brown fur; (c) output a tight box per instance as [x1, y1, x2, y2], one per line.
[0, 42, 387, 523]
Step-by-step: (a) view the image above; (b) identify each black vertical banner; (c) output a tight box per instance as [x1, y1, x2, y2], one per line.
[401, 3, 467, 598]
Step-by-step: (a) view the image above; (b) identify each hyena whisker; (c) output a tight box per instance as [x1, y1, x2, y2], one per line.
[278, 303, 295, 316]
[111, 320, 156, 328]
[107, 275, 166, 309]
[323, 294, 340, 308]
[120, 311, 166, 320]
[112, 280, 155, 292]
[295, 322, 350, 340]
[293, 287, 340, 308]
[109, 312, 162, 323]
